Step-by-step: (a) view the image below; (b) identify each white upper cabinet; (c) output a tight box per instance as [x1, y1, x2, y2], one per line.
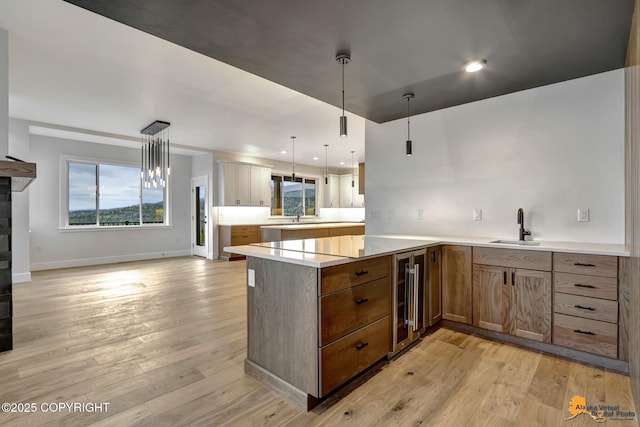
[322, 174, 340, 208]
[338, 174, 365, 208]
[218, 161, 271, 207]
[250, 166, 272, 207]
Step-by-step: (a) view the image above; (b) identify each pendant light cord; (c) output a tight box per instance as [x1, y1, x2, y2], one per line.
[342, 60, 345, 116]
[407, 96, 411, 140]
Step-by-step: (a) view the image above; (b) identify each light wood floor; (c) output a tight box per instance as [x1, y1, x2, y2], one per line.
[0, 257, 637, 426]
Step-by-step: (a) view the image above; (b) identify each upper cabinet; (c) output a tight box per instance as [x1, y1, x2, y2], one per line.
[322, 174, 340, 208]
[339, 174, 364, 208]
[218, 161, 271, 207]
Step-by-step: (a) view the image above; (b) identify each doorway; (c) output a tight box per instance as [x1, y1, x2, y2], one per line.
[192, 176, 209, 258]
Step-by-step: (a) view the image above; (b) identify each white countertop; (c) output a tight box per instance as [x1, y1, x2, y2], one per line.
[225, 234, 628, 268]
[259, 222, 364, 230]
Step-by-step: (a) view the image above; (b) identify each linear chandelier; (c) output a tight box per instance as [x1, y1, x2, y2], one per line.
[140, 120, 171, 188]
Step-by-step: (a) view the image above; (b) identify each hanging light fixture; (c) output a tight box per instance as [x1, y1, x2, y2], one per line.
[336, 52, 351, 138]
[324, 144, 329, 185]
[350, 150, 355, 188]
[290, 136, 296, 180]
[403, 93, 415, 156]
[140, 120, 171, 188]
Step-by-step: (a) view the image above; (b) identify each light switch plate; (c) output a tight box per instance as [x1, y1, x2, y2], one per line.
[248, 269, 255, 287]
[577, 208, 590, 222]
[416, 209, 424, 220]
[473, 209, 482, 221]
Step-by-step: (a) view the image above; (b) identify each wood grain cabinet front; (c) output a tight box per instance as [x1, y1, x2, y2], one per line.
[318, 255, 392, 396]
[320, 317, 389, 396]
[472, 250, 552, 344]
[552, 253, 620, 359]
[441, 245, 472, 324]
[320, 277, 389, 346]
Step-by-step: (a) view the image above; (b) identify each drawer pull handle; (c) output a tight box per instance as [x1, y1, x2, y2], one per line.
[355, 342, 369, 350]
[574, 304, 595, 311]
[355, 297, 369, 305]
[574, 262, 596, 267]
[574, 284, 596, 289]
[574, 329, 595, 336]
[355, 270, 369, 276]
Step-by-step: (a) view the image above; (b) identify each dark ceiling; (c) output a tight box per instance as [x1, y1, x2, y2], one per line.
[64, 0, 635, 124]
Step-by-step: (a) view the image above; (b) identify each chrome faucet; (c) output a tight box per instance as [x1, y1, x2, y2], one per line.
[517, 208, 531, 241]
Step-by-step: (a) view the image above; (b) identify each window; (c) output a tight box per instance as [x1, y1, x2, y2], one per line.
[270, 174, 316, 216]
[67, 160, 166, 227]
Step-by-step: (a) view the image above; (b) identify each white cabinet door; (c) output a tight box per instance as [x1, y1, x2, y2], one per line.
[236, 164, 251, 206]
[250, 166, 272, 207]
[323, 174, 340, 208]
[353, 175, 365, 207]
[220, 163, 238, 206]
[339, 174, 354, 208]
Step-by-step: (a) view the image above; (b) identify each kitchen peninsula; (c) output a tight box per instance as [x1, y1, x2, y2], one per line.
[226, 235, 630, 410]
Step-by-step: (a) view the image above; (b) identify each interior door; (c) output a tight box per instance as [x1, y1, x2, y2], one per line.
[192, 176, 208, 258]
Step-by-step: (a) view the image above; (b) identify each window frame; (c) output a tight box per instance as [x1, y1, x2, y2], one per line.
[60, 155, 171, 230]
[269, 172, 318, 218]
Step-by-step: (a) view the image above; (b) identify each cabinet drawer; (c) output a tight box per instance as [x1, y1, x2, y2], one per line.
[321, 256, 391, 295]
[554, 293, 617, 323]
[554, 272, 617, 300]
[231, 225, 258, 235]
[320, 316, 389, 396]
[473, 247, 551, 271]
[230, 233, 258, 246]
[553, 313, 617, 358]
[320, 277, 389, 346]
[553, 253, 617, 278]
[329, 225, 365, 237]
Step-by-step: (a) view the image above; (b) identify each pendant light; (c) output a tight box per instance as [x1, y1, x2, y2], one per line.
[324, 144, 329, 185]
[350, 150, 355, 188]
[403, 93, 415, 156]
[336, 52, 351, 138]
[290, 136, 296, 180]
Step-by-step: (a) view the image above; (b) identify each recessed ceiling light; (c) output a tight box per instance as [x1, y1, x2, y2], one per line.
[280, 150, 287, 154]
[463, 60, 486, 73]
[340, 161, 345, 165]
[313, 156, 319, 161]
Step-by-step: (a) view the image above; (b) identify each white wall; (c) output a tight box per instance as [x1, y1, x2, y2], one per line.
[365, 69, 625, 244]
[0, 29, 7, 157]
[29, 135, 192, 270]
[8, 118, 30, 282]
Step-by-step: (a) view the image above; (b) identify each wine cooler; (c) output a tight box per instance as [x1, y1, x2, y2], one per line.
[391, 249, 427, 355]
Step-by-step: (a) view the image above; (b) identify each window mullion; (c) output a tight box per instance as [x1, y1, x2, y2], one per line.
[95, 164, 100, 226]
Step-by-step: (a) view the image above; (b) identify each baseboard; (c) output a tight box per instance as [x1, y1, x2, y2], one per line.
[12, 272, 31, 283]
[207, 251, 215, 260]
[30, 250, 192, 271]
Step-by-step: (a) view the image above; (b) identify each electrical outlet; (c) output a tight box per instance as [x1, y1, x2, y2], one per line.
[577, 208, 590, 222]
[473, 209, 482, 221]
[416, 209, 424, 221]
[248, 269, 255, 287]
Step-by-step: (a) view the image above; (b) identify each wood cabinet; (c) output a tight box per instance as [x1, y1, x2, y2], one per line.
[322, 174, 340, 208]
[552, 253, 620, 358]
[218, 161, 271, 206]
[246, 254, 391, 405]
[441, 245, 472, 324]
[427, 246, 442, 325]
[472, 247, 552, 343]
[218, 225, 259, 260]
[261, 224, 364, 243]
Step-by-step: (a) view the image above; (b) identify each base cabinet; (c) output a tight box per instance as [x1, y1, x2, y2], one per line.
[441, 245, 472, 324]
[552, 253, 620, 358]
[428, 246, 442, 326]
[472, 247, 552, 343]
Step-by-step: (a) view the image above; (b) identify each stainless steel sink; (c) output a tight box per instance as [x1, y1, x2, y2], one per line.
[490, 239, 541, 246]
